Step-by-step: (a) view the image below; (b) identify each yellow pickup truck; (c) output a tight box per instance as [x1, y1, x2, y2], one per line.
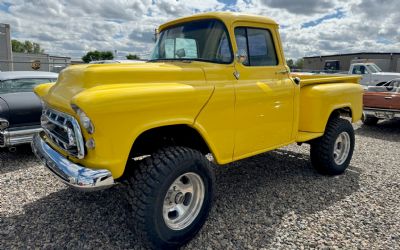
[32, 12, 363, 248]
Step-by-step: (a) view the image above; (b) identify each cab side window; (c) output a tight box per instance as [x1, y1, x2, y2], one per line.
[352, 65, 368, 74]
[234, 27, 278, 66]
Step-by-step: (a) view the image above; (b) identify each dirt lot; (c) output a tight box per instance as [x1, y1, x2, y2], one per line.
[1, 120, 399, 249]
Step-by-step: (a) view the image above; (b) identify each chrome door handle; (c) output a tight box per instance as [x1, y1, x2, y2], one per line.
[384, 96, 392, 99]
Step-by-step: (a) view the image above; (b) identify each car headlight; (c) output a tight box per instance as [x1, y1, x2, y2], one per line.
[71, 104, 95, 134]
[0, 118, 9, 130]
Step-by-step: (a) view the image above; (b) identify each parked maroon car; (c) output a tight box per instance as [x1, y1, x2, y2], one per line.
[362, 78, 400, 125]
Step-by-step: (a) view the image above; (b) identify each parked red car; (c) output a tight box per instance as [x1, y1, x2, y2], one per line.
[362, 78, 400, 125]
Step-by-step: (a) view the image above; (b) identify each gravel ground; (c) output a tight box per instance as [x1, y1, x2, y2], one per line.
[1, 120, 399, 249]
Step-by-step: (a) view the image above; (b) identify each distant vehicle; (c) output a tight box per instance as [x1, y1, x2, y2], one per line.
[324, 60, 340, 72]
[0, 71, 58, 148]
[362, 78, 400, 125]
[349, 63, 400, 86]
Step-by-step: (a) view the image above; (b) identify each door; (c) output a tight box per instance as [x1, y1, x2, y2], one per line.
[389, 80, 400, 110]
[364, 80, 400, 109]
[232, 25, 295, 159]
[352, 64, 371, 85]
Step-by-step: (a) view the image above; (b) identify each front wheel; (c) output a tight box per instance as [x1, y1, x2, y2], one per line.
[310, 117, 355, 175]
[126, 147, 215, 249]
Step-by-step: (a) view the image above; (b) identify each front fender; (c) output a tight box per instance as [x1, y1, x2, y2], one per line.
[70, 82, 214, 178]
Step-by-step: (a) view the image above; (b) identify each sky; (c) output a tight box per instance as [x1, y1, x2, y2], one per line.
[0, 0, 399, 60]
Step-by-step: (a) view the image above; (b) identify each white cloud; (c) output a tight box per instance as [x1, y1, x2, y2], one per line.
[0, 0, 399, 60]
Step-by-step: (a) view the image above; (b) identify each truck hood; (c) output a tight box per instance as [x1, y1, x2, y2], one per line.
[42, 62, 207, 112]
[0, 92, 42, 127]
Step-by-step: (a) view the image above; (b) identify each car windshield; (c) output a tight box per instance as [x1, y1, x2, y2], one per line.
[0, 78, 57, 94]
[150, 19, 232, 64]
[367, 64, 382, 73]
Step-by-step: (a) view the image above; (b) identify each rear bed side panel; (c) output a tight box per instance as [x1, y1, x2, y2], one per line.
[299, 83, 363, 133]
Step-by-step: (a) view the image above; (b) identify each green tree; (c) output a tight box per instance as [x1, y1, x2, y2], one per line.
[24, 40, 33, 53]
[33, 42, 44, 54]
[286, 59, 294, 68]
[126, 54, 140, 60]
[11, 39, 44, 54]
[295, 58, 304, 69]
[81, 50, 114, 63]
[11, 40, 25, 52]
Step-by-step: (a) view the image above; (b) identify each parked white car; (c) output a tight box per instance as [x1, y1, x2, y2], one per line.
[349, 63, 400, 86]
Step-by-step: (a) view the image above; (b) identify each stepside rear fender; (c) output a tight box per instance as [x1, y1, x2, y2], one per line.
[299, 83, 363, 133]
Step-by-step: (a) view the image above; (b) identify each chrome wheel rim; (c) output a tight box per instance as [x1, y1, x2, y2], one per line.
[333, 132, 351, 165]
[163, 172, 205, 230]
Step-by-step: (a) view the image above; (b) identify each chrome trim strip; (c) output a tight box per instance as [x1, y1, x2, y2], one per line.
[32, 132, 115, 191]
[364, 109, 400, 118]
[364, 107, 400, 113]
[0, 127, 42, 147]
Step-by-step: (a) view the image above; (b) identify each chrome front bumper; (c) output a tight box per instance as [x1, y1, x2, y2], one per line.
[0, 126, 42, 147]
[32, 132, 115, 191]
[364, 108, 400, 119]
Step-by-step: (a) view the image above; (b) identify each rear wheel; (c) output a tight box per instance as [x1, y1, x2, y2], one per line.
[361, 112, 379, 125]
[126, 147, 215, 249]
[310, 117, 355, 175]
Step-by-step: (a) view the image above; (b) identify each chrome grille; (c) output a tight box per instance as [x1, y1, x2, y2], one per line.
[41, 108, 85, 159]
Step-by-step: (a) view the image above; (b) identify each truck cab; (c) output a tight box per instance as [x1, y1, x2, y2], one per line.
[349, 62, 400, 86]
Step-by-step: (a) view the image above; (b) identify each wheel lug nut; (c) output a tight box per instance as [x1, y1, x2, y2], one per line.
[175, 192, 184, 204]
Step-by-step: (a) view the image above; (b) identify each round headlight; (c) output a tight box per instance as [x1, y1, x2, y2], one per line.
[71, 105, 95, 134]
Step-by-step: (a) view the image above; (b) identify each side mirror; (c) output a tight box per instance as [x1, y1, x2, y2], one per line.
[235, 49, 248, 64]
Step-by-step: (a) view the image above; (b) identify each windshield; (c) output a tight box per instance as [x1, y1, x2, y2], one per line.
[367, 64, 382, 73]
[150, 19, 232, 64]
[0, 78, 56, 94]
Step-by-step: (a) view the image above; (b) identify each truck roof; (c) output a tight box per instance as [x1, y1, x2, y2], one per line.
[351, 63, 377, 66]
[159, 12, 278, 31]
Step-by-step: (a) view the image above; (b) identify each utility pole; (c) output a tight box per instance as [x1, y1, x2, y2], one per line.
[0, 23, 13, 71]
